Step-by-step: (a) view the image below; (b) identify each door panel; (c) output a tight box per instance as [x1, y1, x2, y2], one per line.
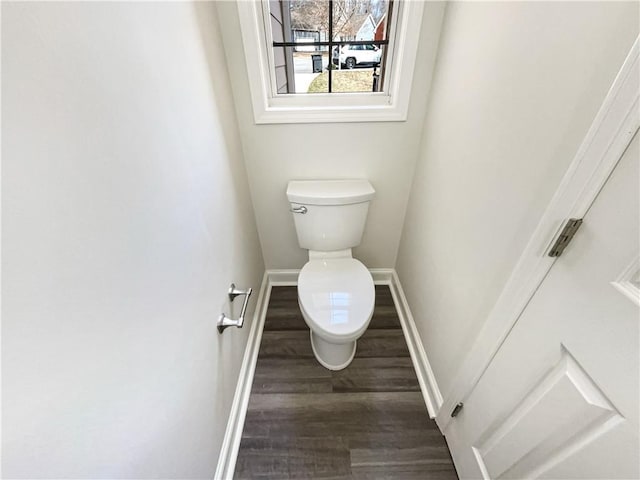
[473, 349, 623, 479]
[447, 131, 639, 479]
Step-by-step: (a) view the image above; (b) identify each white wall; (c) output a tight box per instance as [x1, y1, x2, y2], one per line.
[216, 2, 446, 269]
[396, 1, 639, 398]
[1, 2, 263, 478]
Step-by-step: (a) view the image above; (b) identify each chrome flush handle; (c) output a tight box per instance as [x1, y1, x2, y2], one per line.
[290, 205, 308, 214]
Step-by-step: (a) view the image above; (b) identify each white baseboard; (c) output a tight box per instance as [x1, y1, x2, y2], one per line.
[369, 268, 394, 285]
[214, 267, 445, 478]
[267, 269, 299, 285]
[214, 271, 271, 480]
[388, 270, 444, 419]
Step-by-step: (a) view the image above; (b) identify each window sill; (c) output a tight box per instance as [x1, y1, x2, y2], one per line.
[255, 94, 407, 124]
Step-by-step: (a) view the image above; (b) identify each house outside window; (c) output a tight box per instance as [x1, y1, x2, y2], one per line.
[236, 0, 428, 124]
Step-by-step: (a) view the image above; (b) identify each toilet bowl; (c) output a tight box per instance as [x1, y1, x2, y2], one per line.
[298, 255, 375, 370]
[287, 179, 376, 370]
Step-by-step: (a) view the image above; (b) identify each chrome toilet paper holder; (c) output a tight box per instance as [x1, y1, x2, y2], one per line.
[217, 283, 252, 333]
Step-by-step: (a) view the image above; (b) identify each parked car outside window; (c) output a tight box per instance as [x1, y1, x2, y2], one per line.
[332, 44, 381, 69]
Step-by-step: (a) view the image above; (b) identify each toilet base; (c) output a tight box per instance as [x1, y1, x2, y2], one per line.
[310, 331, 357, 371]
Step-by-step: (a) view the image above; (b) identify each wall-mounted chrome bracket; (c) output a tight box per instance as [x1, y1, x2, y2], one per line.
[217, 283, 252, 333]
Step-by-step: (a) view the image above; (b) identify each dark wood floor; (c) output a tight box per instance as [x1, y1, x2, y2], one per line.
[235, 285, 458, 479]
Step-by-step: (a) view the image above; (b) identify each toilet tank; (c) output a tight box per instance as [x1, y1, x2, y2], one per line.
[286, 179, 375, 252]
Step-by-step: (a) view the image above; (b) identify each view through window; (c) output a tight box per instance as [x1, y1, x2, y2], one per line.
[269, 0, 393, 94]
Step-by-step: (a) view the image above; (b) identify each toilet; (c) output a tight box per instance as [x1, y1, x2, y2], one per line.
[286, 179, 376, 370]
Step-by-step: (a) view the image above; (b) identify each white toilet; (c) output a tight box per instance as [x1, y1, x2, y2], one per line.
[286, 179, 376, 370]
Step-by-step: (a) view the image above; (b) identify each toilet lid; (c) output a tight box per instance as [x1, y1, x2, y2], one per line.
[298, 258, 375, 339]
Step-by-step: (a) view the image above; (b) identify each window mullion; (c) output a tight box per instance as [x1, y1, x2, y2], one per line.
[328, 0, 333, 94]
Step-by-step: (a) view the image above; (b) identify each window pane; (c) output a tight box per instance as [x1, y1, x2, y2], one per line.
[270, 46, 292, 94]
[331, 0, 390, 42]
[329, 0, 389, 93]
[290, 1, 329, 44]
[328, 45, 385, 93]
[284, 1, 328, 93]
[291, 50, 329, 93]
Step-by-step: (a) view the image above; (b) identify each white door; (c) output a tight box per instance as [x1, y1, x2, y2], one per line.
[446, 130, 640, 479]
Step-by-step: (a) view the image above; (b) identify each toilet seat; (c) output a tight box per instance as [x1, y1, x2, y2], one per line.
[298, 258, 375, 342]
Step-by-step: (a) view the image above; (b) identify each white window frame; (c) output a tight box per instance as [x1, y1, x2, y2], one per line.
[237, 0, 426, 124]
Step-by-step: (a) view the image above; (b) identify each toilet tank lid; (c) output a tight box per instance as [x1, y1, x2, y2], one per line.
[286, 179, 375, 206]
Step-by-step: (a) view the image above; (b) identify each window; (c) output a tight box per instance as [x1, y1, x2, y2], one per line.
[236, 0, 428, 124]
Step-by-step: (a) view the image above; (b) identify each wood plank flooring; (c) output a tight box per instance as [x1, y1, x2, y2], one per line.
[235, 285, 458, 479]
